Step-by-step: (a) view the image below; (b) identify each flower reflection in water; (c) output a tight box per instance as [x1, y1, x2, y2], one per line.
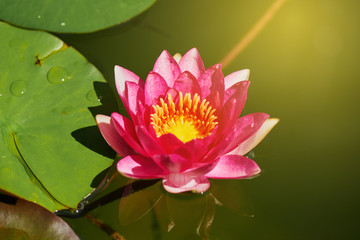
[118, 172, 256, 239]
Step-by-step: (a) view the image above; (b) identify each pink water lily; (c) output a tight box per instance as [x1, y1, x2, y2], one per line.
[96, 48, 278, 193]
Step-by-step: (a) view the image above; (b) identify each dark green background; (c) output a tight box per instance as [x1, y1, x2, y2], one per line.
[58, 0, 359, 239]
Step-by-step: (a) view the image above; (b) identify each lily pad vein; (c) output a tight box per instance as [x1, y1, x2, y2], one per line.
[9, 131, 68, 208]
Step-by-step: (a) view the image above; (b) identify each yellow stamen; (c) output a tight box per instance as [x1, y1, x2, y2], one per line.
[150, 92, 218, 143]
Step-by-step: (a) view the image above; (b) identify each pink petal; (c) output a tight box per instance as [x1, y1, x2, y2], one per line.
[204, 112, 267, 162]
[134, 99, 150, 127]
[227, 118, 279, 156]
[153, 50, 181, 87]
[111, 113, 148, 157]
[172, 71, 201, 97]
[205, 155, 260, 179]
[200, 121, 237, 163]
[225, 81, 250, 113]
[223, 113, 270, 154]
[144, 72, 169, 106]
[124, 81, 144, 121]
[200, 143, 226, 166]
[162, 174, 210, 193]
[114, 65, 143, 101]
[218, 81, 250, 135]
[178, 48, 205, 79]
[198, 64, 225, 106]
[172, 132, 217, 163]
[215, 98, 237, 138]
[157, 133, 184, 154]
[135, 125, 165, 156]
[191, 179, 211, 193]
[95, 114, 135, 156]
[117, 155, 168, 179]
[166, 88, 178, 99]
[183, 161, 217, 177]
[152, 154, 191, 173]
[224, 69, 250, 90]
[224, 80, 249, 103]
[207, 90, 222, 110]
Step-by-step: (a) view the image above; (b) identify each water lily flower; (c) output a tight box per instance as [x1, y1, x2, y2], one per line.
[96, 48, 278, 193]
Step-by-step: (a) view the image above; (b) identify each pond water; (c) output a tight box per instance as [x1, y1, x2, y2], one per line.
[59, 0, 360, 239]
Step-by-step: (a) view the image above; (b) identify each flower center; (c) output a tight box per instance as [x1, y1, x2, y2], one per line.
[150, 92, 218, 143]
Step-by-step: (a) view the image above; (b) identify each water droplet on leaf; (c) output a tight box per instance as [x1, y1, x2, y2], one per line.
[10, 80, 27, 96]
[47, 67, 71, 84]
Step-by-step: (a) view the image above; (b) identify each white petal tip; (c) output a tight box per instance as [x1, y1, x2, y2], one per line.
[95, 114, 111, 124]
[267, 118, 280, 127]
[173, 53, 182, 63]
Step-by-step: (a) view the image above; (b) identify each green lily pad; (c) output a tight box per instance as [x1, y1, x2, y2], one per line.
[0, 196, 79, 240]
[0, 0, 156, 33]
[0, 22, 114, 212]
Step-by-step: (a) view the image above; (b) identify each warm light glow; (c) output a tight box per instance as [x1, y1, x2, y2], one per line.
[221, 0, 287, 68]
[150, 92, 218, 143]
